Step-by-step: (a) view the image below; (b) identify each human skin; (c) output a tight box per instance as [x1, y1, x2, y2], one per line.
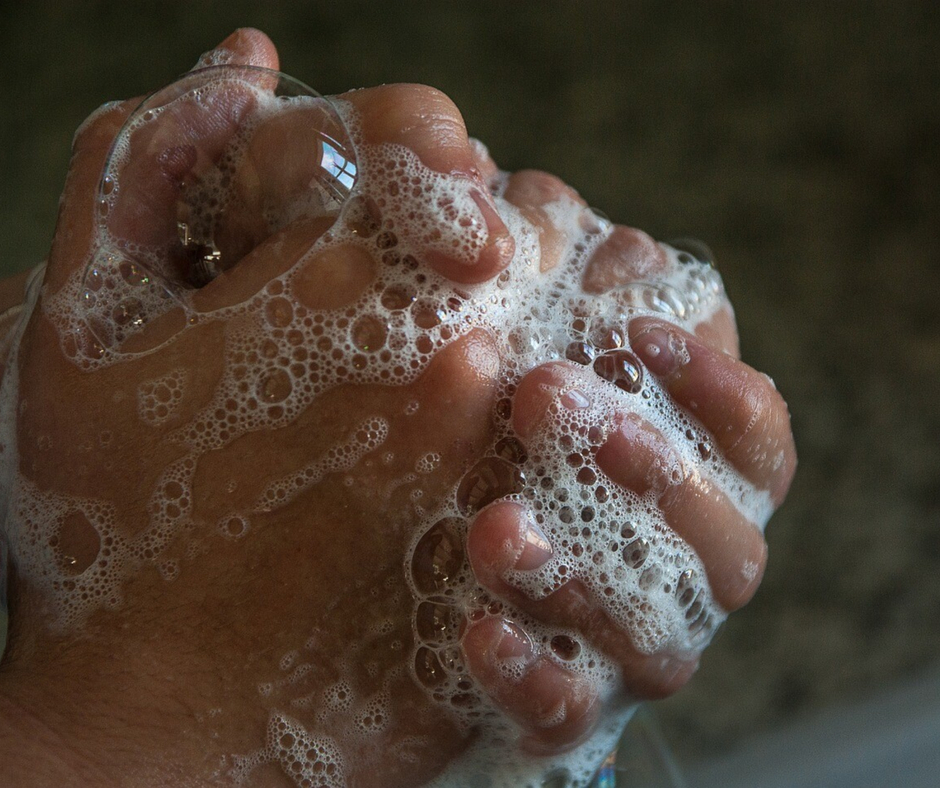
[0, 29, 795, 788]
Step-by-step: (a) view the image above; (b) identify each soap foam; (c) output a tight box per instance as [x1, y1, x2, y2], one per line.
[0, 74, 774, 788]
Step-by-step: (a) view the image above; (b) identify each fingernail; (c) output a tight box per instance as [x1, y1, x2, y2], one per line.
[470, 188, 515, 261]
[495, 620, 534, 661]
[516, 518, 553, 570]
[631, 325, 686, 377]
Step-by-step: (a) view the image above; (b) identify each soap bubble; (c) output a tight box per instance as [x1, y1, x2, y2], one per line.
[81, 65, 358, 351]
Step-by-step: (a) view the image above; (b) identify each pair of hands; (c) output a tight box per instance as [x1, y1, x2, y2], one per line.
[0, 28, 795, 788]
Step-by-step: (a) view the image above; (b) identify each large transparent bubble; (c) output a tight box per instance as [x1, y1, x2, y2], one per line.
[80, 65, 357, 351]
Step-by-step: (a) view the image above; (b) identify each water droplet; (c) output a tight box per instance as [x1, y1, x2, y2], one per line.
[457, 457, 526, 514]
[259, 369, 292, 403]
[351, 314, 388, 352]
[593, 350, 643, 394]
[411, 518, 466, 596]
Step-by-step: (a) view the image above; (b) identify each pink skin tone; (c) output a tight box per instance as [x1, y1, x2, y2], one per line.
[0, 28, 795, 788]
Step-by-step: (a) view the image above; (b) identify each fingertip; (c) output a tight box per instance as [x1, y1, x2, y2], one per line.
[197, 28, 280, 71]
[512, 361, 583, 440]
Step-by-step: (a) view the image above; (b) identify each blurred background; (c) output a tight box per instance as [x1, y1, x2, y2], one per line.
[1, 0, 938, 782]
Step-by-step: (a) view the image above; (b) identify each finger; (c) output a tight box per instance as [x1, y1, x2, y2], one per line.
[503, 170, 587, 273]
[190, 27, 279, 72]
[338, 84, 515, 284]
[628, 317, 797, 505]
[693, 304, 740, 358]
[467, 500, 698, 700]
[511, 360, 765, 612]
[581, 225, 668, 294]
[462, 615, 601, 754]
[595, 415, 768, 611]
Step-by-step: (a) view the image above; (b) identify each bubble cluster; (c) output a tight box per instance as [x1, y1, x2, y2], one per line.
[0, 66, 774, 788]
[137, 368, 188, 426]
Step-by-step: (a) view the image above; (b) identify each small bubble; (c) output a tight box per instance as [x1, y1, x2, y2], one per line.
[259, 369, 292, 403]
[576, 467, 597, 485]
[119, 260, 150, 287]
[414, 647, 447, 688]
[413, 299, 445, 329]
[265, 297, 294, 328]
[623, 537, 650, 568]
[676, 569, 697, 607]
[697, 441, 713, 460]
[565, 341, 595, 365]
[494, 436, 528, 464]
[495, 398, 512, 420]
[541, 768, 572, 788]
[376, 230, 398, 249]
[415, 601, 457, 643]
[381, 284, 416, 311]
[669, 237, 716, 267]
[550, 635, 581, 661]
[456, 457, 525, 514]
[411, 518, 466, 596]
[112, 298, 144, 328]
[508, 326, 539, 355]
[639, 565, 662, 590]
[345, 194, 381, 238]
[590, 323, 624, 350]
[644, 286, 687, 319]
[351, 314, 388, 352]
[220, 515, 249, 540]
[593, 350, 643, 394]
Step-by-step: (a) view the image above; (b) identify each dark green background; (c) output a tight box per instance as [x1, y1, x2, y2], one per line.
[1, 0, 938, 767]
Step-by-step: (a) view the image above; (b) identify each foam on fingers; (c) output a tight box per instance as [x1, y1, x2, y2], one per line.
[461, 615, 600, 755]
[629, 317, 797, 505]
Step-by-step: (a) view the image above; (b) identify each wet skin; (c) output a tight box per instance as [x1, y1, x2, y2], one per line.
[0, 28, 795, 788]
